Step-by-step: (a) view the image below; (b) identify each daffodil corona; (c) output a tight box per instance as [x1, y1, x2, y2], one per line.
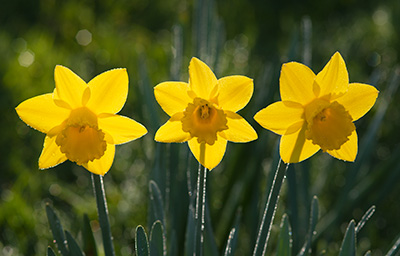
[154, 57, 258, 170]
[254, 52, 378, 163]
[16, 66, 147, 175]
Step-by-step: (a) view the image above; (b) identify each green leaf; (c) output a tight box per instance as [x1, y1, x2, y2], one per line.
[298, 196, 319, 256]
[355, 206, 375, 234]
[47, 247, 57, 256]
[277, 214, 292, 256]
[339, 220, 356, 256]
[82, 214, 98, 256]
[149, 180, 166, 225]
[45, 205, 69, 256]
[135, 225, 149, 256]
[364, 250, 371, 256]
[223, 209, 241, 256]
[65, 230, 85, 256]
[150, 221, 166, 256]
[185, 205, 196, 255]
[386, 235, 400, 256]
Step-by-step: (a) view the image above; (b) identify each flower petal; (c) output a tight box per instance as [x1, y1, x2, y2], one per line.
[83, 143, 115, 175]
[188, 137, 227, 170]
[16, 93, 70, 134]
[327, 130, 358, 161]
[154, 81, 192, 116]
[217, 75, 253, 112]
[189, 57, 217, 99]
[219, 111, 257, 142]
[155, 113, 192, 143]
[254, 101, 304, 135]
[315, 52, 349, 99]
[280, 62, 316, 105]
[54, 65, 87, 108]
[280, 123, 320, 163]
[98, 114, 147, 145]
[39, 136, 67, 169]
[336, 83, 379, 121]
[86, 68, 128, 114]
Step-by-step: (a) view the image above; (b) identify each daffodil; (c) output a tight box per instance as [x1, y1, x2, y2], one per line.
[16, 65, 147, 175]
[154, 57, 258, 169]
[254, 52, 378, 163]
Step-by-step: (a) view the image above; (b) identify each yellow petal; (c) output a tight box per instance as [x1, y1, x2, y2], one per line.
[83, 143, 115, 175]
[86, 68, 128, 114]
[315, 52, 349, 99]
[279, 62, 316, 105]
[54, 65, 87, 108]
[16, 93, 70, 134]
[217, 75, 253, 112]
[98, 113, 147, 145]
[336, 83, 379, 121]
[154, 81, 192, 116]
[219, 111, 257, 142]
[280, 123, 320, 163]
[254, 101, 304, 135]
[189, 57, 217, 99]
[155, 113, 191, 143]
[188, 137, 227, 170]
[39, 136, 67, 169]
[327, 130, 358, 161]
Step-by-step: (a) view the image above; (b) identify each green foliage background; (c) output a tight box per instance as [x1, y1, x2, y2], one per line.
[1, 0, 400, 255]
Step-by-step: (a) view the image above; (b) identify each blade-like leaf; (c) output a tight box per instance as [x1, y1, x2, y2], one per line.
[65, 230, 85, 256]
[82, 214, 98, 256]
[223, 209, 242, 256]
[386, 235, 400, 256]
[136, 225, 149, 256]
[47, 247, 57, 256]
[297, 196, 319, 256]
[339, 220, 356, 256]
[150, 221, 166, 256]
[46, 205, 69, 256]
[277, 214, 292, 256]
[149, 180, 166, 225]
[355, 206, 375, 234]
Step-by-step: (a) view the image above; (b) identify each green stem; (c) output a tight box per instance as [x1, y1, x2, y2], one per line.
[253, 159, 289, 256]
[91, 173, 115, 256]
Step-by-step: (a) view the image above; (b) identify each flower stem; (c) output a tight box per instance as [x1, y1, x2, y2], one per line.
[91, 173, 115, 256]
[253, 159, 289, 256]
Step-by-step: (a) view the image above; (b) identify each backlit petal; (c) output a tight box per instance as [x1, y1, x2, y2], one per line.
[327, 130, 358, 161]
[98, 114, 147, 145]
[155, 113, 191, 143]
[189, 57, 217, 99]
[336, 83, 379, 121]
[39, 136, 67, 169]
[154, 81, 192, 116]
[54, 65, 87, 108]
[219, 111, 257, 142]
[280, 123, 320, 163]
[254, 101, 304, 135]
[83, 143, 115, 175]
[217, 75, 253, 112]
[86, 68, 128, 114]
[315, 52, 349, 99]
[188, 137, 227, 170]
[16, 93, 70, 134]
[280, 62, 316, 105]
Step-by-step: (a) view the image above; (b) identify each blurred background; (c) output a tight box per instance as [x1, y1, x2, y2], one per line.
[1, 0, 400, 255]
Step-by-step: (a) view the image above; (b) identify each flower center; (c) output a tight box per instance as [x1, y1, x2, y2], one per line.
[55, 107, 107, 165]
[181, 98, 228, 145]
[304, 99, 355, 151]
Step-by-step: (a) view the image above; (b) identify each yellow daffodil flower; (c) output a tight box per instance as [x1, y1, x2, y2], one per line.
[154, 57, 258, 170]
[254, 52, 378, 163]
[16, 66, 147, 175]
